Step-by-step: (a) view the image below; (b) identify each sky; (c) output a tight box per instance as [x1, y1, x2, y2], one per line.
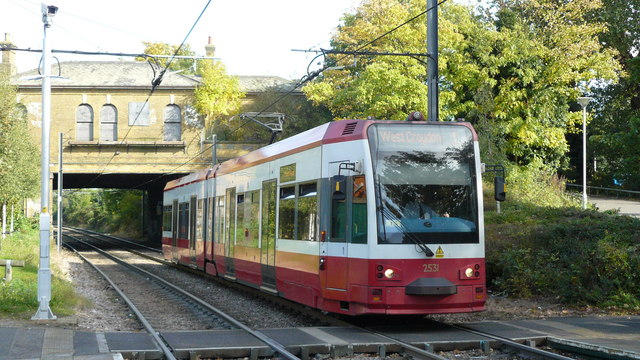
[1, 0, 364, 80]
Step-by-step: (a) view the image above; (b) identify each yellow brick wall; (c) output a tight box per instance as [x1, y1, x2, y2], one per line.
[18, 87, 219, 174]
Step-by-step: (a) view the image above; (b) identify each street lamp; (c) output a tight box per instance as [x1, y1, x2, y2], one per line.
[32, 3, 58, 321]
[577, 96, 593, 210]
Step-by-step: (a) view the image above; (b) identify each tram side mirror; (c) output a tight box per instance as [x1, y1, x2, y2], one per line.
[494, 176, 506, 202]
[332, 175, 347, 200]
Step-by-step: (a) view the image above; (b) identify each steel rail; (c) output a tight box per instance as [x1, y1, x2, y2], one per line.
[64, 237, 177, 360]
[65, 226, 162, 253]
[452, 324, 576, 360]
[364, 330, 451, 360]
[64, 233, 301, 360]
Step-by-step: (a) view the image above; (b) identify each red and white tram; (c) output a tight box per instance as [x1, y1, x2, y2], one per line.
[162, 119, 487, 315]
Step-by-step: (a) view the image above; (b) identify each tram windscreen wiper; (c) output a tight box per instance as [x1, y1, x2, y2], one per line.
[380, 206, 434, 257]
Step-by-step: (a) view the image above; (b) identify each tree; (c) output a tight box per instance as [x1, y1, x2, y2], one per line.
[224, 86, 333, 143]
[138, 41, 197, 75]
[139, 42, 245, 137]
[303, 0, 620, 169]
[587, 0, 640, 189]
[193, 60, 245, 132]
[0, 71, 39, 236]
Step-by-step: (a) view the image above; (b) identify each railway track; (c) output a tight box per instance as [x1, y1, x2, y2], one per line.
[62, 228, 626, 360]
[62, 231, 300, 360]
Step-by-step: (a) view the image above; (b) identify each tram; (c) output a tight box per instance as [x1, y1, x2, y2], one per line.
[162, 118, 491, 315]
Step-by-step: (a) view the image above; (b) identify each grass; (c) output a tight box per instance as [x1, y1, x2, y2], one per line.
[0, 228, 86, 319]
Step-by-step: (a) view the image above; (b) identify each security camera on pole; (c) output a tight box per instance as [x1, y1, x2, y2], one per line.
[32, 3, 58, 321]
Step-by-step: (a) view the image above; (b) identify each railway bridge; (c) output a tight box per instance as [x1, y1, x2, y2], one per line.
[7, 39, 296, 241]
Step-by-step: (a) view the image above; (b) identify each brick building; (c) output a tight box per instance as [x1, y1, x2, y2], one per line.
[2, 35, 297, 240]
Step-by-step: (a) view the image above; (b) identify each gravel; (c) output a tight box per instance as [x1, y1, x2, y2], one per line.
[2, 244, 616, 332]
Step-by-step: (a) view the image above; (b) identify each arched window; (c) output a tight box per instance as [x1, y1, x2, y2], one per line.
[164, 104, 181, 141]
[100, 104, 117, 142]
[76, 104, 94, 141]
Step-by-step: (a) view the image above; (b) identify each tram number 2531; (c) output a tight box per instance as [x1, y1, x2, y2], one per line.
[422, 264, 440, 273]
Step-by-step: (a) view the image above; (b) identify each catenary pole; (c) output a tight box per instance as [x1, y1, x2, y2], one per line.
[57, 132, 62, 253]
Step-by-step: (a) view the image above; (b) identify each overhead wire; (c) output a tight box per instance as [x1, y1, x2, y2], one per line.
[69, 0, 212, 191]
[128, 0, 450, 190]
[223, 0, 447, 140]
[62, 0, 447, 191]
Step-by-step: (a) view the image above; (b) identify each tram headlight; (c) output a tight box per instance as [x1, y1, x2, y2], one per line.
[464, 267, 474, 278]
[384, 269, 395, 279]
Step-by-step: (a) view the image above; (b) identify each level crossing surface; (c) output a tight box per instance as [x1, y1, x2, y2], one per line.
[1, 315, 638, 359]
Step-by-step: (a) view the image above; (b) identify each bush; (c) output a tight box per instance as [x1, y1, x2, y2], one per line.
[487, 206, 640, 309]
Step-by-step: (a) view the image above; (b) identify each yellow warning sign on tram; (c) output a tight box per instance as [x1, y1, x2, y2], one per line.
[435, 246, 445, 258]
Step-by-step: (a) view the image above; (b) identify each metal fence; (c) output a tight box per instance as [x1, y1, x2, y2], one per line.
[566, 183, 640, 200]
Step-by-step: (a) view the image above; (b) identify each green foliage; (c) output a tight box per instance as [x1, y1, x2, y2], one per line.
[220, 86, 333, 142]
[303, 0, 620, 170]
[138, 41, 197, 74]
[487, 206, 640, 309]
[0, 72, 39, 206]
[502, 158, 580, 209]
[193, 60, 245, 132]
[0, 229, 82, 317]
[588, 0, 640, 190]
[61, 189, 143, 237]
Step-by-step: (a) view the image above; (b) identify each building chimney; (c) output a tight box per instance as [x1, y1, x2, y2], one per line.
[205, 36, 215, 58]
[0, 33, 17, 76]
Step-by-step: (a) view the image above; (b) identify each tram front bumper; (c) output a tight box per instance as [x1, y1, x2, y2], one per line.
[405, 277, 457, 295]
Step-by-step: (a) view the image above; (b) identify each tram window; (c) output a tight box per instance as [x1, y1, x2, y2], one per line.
[239, 190, 260, 248]
[278, 186, 295, 240]
[207, 197, 214, 242]
[237, 193, 246, 246]
[331, 200, 346, 242]
[162, 205, 172, 232]
[178, 202, 189, 239]
[298, 183, 318, 241]
[196, 199, 204, 242]
[214, 196, 225, 243]
[352, 175, 367, 244]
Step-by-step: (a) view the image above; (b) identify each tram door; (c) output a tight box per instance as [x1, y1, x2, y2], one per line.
[171, 199, 179, 262]
[322, 162, 350, 291]
[224, 188, 236, 278]
[260, 180, 277, 290]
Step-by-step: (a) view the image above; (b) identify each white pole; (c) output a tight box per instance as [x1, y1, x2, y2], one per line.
[1, 202, 5, 240]
[582, 105, 587, 210]
[10, 204, 13, 234]
[33, 3, 57, 321]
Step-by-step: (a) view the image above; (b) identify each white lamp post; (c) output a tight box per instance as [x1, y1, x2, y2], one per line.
[32, 3, 58, 321]
[577, 96, 593, 210]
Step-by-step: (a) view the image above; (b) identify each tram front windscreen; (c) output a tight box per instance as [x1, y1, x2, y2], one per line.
[367, 123, 479, 245]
